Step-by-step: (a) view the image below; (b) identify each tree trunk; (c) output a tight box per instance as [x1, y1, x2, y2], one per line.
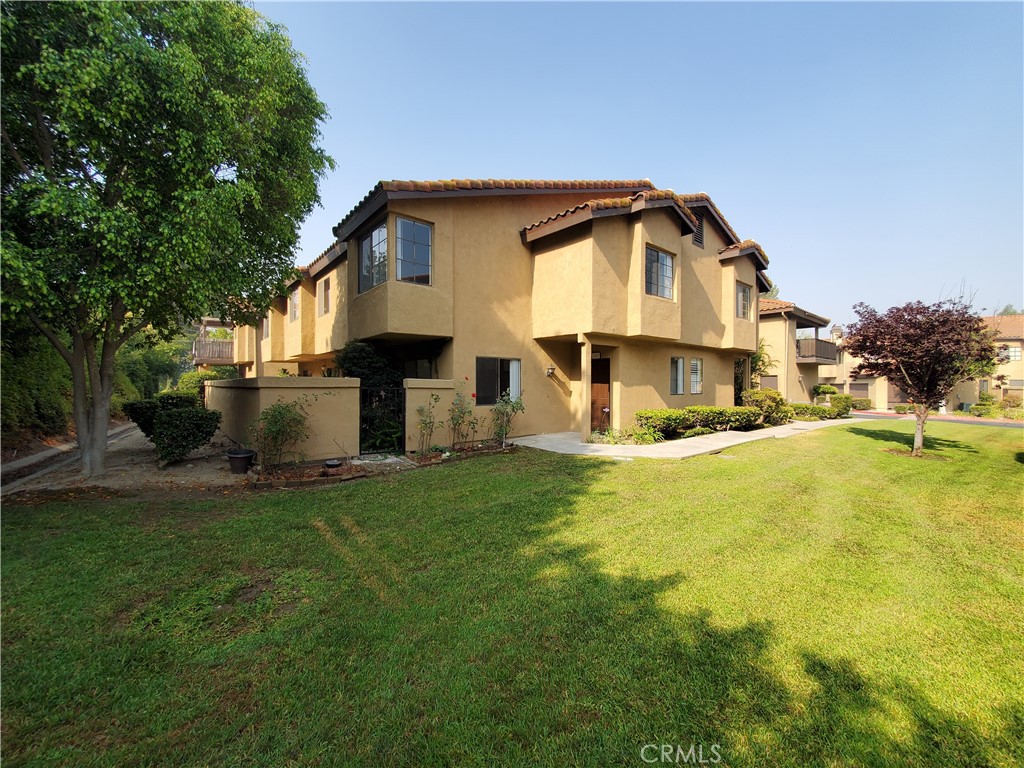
[912, 404, 929, 457]
[69, 330, 118, 478]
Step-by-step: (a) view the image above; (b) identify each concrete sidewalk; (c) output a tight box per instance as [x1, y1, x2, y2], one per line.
[511, 418, 868, 460]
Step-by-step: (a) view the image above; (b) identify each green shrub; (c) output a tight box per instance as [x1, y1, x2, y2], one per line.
[155, 390, 199, 409]
[152, 407, 221, 463]
[893, 404, 912, 414]
[969, 405, 999, 418]
[741, 389, 793, 426]
[492, 390, 525, 448]
[124, 392, 201, 438]
[1001, 407, 1023, 421]
[812, 384, 838, 398]
[791, 403, 840, 420]
[0, 328, 72, 437]
[977, 391, 997, 406]
[682, 427, 715, 439]
[248, 399, 311, 469]
[831, 394, 853, 416]
[851, 398, 872, 411]
[177, 370, 221, 392]
[634, 406, 760, 437]
[589, 424, 663, 445]
[634, 409, 692, 437]
[1000, 394, 1022, 410]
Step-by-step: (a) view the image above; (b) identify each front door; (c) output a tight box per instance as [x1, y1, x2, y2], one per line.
[591, 358, 611, 432]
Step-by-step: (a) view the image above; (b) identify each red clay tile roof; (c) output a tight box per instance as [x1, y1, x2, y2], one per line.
[522, 189, 699, 238]
[678, 192, 741, 244]
[334, 179, 657, 238]
[381, 178, 655, 193]
[758, 298, 830, 327]
[983, 314, 1024, 339]
[719, 239, 769, 267]
[758, 298, 794, 312]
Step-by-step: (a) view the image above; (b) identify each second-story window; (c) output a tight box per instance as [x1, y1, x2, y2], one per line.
[289, 288, 299, 322]
[645, 246, 673, 299]
[736, 282, 752, 320]
[396, 217, 432, 285]
[359, 222, 387, 293]
[262, 315, 270, 339]
[318, 276, 331, 316]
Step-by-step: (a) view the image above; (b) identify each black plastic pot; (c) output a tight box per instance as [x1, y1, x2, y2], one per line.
[226, 448, 256, 474]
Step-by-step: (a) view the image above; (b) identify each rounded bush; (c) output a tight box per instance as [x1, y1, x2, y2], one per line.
[152, 407, 221, 463]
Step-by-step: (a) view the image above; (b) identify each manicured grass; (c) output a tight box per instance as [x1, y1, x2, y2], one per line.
[2, 420, 1022, 767]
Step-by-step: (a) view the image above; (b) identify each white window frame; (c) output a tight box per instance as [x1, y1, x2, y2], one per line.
[1007, 346, 1022, 361]
[645, 246, 674, 300]
[736, 282, 752, 320]
[690, 357, 704, 395]
[317, 276, 331, 317]
[670, 357, 685, 395]
[475, 357, 522, 406]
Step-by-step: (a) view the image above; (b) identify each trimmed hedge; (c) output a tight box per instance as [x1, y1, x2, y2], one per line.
[176, 370, 221, 393]
[153, 407, 221, 463]
[791, 403, 840, 420]
[851, 398, 872, 411]
[634, 406, 760, 438]
[831, 394, 853, 416]
[124, 391, 203, 439]
[741, 389, 794, 426]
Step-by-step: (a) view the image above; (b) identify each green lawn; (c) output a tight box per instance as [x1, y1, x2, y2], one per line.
[2, 420, 1022, 767]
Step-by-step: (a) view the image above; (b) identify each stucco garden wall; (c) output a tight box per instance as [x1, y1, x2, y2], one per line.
[207, 377, 360, 462]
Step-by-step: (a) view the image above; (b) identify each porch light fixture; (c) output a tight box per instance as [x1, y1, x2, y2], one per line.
[546, 365, 556, 377]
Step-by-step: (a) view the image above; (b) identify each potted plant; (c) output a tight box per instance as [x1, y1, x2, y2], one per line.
[226, 445, 257, 474]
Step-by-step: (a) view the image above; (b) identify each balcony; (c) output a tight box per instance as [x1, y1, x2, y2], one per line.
[192, 338, 234, 366]
[796, 338, 838, 364]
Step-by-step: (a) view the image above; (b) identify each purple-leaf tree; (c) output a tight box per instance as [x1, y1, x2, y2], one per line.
[844, 300, 1006, 457]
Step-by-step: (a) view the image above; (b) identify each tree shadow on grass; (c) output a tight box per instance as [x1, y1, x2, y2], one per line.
[845, 427, 979, 455]
[2, 451, 1015, 767]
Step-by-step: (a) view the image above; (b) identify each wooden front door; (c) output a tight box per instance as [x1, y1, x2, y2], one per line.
[591, 358, 611, 432]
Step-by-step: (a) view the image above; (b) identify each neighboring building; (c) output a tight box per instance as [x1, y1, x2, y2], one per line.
[191, 317, 235, 372]
[231, 178, 771, 439]
[757, 299, 838, 403]
[815, 313, 1023, 412]
[981, 314, 1024, 401]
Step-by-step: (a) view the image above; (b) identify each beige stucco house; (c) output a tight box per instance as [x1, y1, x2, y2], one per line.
[757, 298, 838, 404]
[981, 314, 1024, 401]
[226, 178, 771, 447]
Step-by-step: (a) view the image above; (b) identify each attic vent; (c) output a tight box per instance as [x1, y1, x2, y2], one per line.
[693, 212, 704, 248]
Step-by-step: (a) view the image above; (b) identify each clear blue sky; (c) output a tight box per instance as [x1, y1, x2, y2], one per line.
[255, 1, 1023, 326]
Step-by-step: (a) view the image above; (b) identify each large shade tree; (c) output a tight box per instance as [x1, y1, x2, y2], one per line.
[1, 1, 332, 475]
[845, 299, 1005, 457]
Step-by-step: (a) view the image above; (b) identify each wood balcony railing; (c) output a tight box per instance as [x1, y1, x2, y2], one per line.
[192, 338, 234, 365]
[795, 338, 838, 363]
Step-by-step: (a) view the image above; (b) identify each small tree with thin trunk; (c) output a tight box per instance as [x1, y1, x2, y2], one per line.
[844, 300, 1005, 456]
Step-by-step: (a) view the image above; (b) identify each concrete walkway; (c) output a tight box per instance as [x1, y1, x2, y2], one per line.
[511, 418, 869, 460]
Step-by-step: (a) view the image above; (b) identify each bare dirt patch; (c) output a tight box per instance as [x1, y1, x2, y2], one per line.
[3, 428, 249, 504]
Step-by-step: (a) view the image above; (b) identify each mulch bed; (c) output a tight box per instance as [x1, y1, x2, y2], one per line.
[408, 443, 515, 466]
[251, 463, 365, 490]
